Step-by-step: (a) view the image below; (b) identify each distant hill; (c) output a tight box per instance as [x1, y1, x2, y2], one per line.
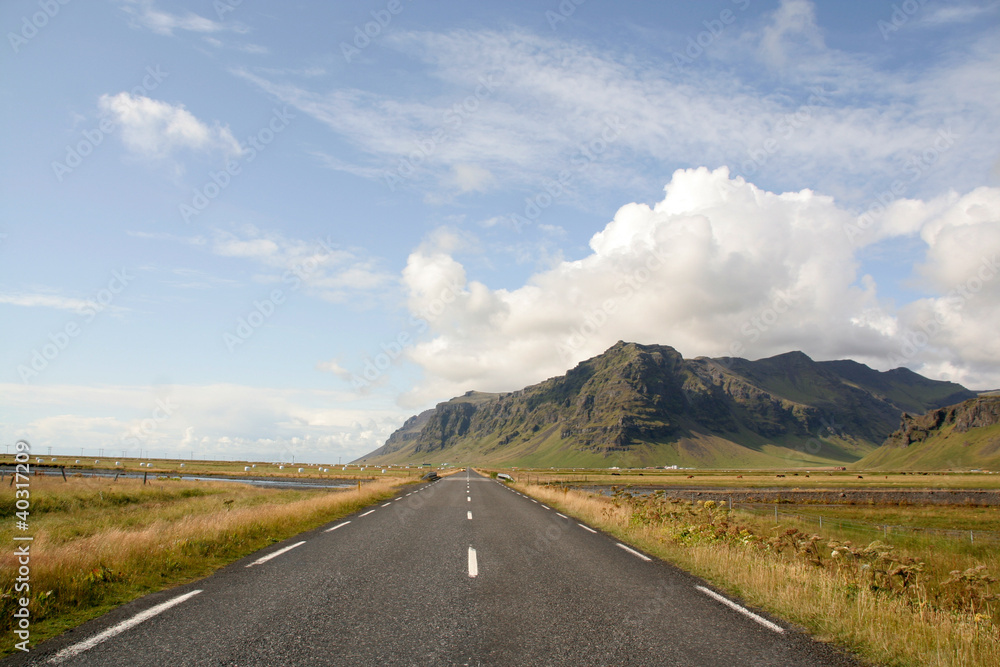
[359, 342, 976, 468]
[854, 396, 1000, 470]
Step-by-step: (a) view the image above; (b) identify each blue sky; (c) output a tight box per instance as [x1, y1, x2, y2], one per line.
[2, 0, 999, 463]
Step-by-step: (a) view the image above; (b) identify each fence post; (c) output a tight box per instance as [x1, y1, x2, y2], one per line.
[819, 515, 822, 530]
[774, 505, 778, 523]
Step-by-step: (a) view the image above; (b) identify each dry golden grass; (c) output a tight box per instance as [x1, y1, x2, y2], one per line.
[0, 475, 405, 654]
[518, 482, 1000, 667]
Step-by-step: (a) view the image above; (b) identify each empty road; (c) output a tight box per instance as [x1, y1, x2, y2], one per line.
[6, 470, 858, 666]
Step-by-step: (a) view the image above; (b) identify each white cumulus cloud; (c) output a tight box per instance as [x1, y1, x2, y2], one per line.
[397, 168, 1000, 405]
[98, 93, 243, 160]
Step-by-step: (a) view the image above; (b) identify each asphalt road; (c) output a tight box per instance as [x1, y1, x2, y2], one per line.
[6, 470, 860, 666]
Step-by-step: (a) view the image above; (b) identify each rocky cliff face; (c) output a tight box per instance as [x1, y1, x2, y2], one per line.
[358, 341, 976, 466]
[884, 396, 1000, 448]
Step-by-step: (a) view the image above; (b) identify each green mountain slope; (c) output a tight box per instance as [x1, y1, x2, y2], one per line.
[359, 342, 975, 468]
[854, 396, 1000, 470]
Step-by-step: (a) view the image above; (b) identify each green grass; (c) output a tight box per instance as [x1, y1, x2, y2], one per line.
[490, 468, 1000, 490]
[856, 423, 1000, 470]
[0, 454, 428, 480]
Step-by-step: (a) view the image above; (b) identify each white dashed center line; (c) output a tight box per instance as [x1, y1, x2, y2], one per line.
[557, 512, 567, 519]
[468, 547, 478, 578]
[382, 502, 392, 507]
[578, 523, 597, 533]
[246, 541, 307, 568]
[467, 511, 472, 520]
[48, 590, 203, 664]
[324, 521, 350, 533]
[360, 509, 375, 517]
[696, 586, 785, 634]
[467, 496, 471, 502]
[616, 543, 652, 562]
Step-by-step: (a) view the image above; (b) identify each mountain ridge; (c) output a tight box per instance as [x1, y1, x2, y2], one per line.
[855, 396, 1000, 470]
[359, 342, 976, 468]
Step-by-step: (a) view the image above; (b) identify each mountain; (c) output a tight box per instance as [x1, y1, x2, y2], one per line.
[854, 396, 1000, 470]
[359, 342, 976, 468]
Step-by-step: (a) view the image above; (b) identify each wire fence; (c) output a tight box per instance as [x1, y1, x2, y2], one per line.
[733, 502, 1000, 544]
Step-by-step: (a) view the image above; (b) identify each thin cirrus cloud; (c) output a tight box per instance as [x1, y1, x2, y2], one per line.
[209, 227, 394, 299]
[125, 226, 395, 302]
[117, 0, 241, 36]
[0, 293, 116, 313]
[235, 20, 1000, 206]
[98, 92, 244, 161]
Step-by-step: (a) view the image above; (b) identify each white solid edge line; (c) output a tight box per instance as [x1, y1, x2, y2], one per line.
[578, 523, 597, 533]
[467, 511, 473, 520]
[48, 590, 203, 664]
[616, 542, 652, 562]
[360, 509, 376, 517]
[468, 546, 478, 578]
[324, 521, 351, 533]
[696, 586, 785, 634]
[246, 540, 307, 567]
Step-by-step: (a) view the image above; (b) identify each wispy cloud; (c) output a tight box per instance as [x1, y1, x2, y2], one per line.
[126, 230, 207, 245]
[163, 268, 241, 290]
[0, 292, 127, 314]
[210, 227, 394, 300]
[99, 93, 243, 161]
[0, 293, 98, 312]
[234, 15, 1000, 206]
[117, 0, 241, 36]
[920, 2, 1000, 26]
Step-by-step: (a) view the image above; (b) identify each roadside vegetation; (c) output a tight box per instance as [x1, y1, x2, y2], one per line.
[510, 468, 1000, 490]
[0, 473, 406, 656]
[0, 454, 425, 480]
[516, 481, 1000, 667]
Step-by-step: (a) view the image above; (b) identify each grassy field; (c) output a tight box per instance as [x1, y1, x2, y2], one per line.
[0, 473, 412, 657]
[502, 468, 1000, 490]
[769, 504, 1000, 533]
[508, 479, 1000, 667]
[0, 454, 430, 480]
